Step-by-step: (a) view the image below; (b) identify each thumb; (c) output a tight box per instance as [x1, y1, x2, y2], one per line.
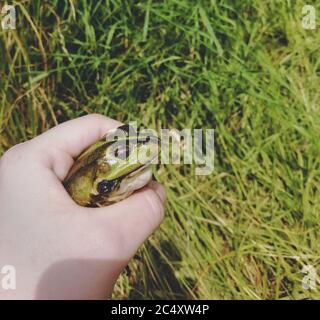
[90, 181, 166, 258]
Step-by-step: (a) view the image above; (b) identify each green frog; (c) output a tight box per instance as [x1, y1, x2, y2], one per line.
[64, 124, 160, 207]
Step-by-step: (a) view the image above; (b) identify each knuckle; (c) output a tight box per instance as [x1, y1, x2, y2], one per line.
[85, 113, 106, 122]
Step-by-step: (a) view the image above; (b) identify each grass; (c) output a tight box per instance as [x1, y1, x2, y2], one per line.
[1, 0, 320, 299]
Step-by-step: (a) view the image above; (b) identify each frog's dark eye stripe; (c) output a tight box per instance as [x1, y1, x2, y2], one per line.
[97, 179, 119, 194]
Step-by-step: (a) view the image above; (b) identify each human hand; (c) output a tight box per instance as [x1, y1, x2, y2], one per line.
[0, 114, 165, 299]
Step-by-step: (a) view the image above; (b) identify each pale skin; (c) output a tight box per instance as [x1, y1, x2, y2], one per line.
[0, 114, 165, 299]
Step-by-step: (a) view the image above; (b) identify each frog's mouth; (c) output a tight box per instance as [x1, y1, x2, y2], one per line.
[108, 165, 154, 203]
[105, 148, 158, 200]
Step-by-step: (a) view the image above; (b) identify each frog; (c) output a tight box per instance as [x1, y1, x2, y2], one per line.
[64, 124, 160, 207]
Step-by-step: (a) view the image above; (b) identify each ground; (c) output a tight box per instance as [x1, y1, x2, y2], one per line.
[0, 0, 320, 299]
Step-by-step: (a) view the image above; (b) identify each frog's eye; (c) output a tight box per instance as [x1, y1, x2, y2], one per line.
[97, 179, 119, 194]
[114, 144, 131, 160]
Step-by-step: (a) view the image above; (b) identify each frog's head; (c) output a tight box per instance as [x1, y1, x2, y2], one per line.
[64, 124, 160, 207]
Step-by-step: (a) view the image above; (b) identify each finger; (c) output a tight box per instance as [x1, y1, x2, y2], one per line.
[30, 114, 122, 180]
[90, 181, 166, 258]
[33, 114, 122, 158]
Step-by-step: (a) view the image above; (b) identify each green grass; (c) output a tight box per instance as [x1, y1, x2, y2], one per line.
[1, 0, 320, 299]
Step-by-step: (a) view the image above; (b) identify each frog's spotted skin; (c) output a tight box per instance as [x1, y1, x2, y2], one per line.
[64, 124, 160, 207]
